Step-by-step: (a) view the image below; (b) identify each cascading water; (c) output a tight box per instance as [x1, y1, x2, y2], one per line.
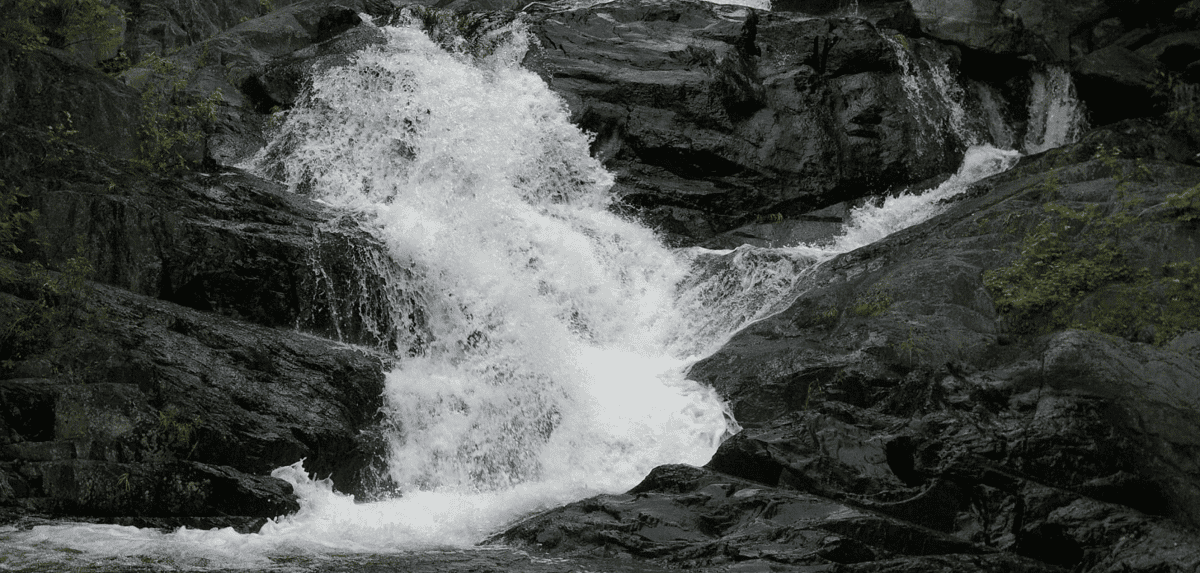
[1023, 65, 1088, 154]
[886, 34, 984, 150]
[0, 6, 1082, 570]
[0, 17, 736, 569]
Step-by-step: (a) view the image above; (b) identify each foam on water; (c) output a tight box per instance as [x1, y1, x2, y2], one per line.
[665, 145, 1019, 354]
[0, 13, 1025, 571]
[797, 144, 1021, 257]
[1, 18, 733, 569]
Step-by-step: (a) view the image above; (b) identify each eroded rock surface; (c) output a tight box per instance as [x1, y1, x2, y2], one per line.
[523, 0, 973, 243]
[492, 120, 1200, 571]
[0, 124, 406, 528]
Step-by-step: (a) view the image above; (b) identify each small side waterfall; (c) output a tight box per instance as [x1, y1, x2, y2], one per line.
[886, 34, 983, 149]
[971, 81, 1017, 150]
[1023, 65, 1088, 154]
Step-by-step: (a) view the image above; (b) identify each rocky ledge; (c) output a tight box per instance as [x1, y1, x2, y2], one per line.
[489, 118, 1200, 572]
[1, 1, 1199, 571]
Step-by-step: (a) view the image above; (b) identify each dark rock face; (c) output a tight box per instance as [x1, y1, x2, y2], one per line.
[522, 0, 974, 244]
[0, 44, 141, 160]
[113, 0, 307, 61]
[1, 126, 425, 352]
[491, 118, 1200, 571]
[0, 269, 391, 528]
[0, 123, 405, 527]
[494, 463, 1063, 571]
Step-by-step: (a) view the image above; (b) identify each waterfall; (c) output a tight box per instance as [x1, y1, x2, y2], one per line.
[971, 81, 1016, 150]
[0, 10, 1031, 570]
[258, 14, 737, 518]
[1023, 65, 1088, 154]
[886, 34, 983, 150]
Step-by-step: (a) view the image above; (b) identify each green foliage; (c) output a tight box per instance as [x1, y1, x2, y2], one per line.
[136, 406, 202, 463]
[1039, 168, 1061, 199]
[0, 0, 123, 56]
[43, 111, 79, 164]
[1167, 184, 1200, 221]
[801, 376, 824, 411]
[985, 189, 1200, 343]
[1150, 70, 1200, 142]
[1, 240, 100, 367]
[155, 406, 202, 459]
[1178, 0, 1200, 23]
[1159, 261, 1200, 341]
[0, 183, 39, 258]
[1092, 144, 1153, 193]
[984, 202, 1130, 334]
[755, 213, 785, 224]
[133, 53, 222, 172]
[896, 327, 927, 365]
[852, 286, 892, 317]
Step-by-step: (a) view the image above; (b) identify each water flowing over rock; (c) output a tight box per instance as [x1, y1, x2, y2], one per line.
[522, 0, 984, 244]
[2, 0, 1200, 570]
[497, 119, 1200, 572]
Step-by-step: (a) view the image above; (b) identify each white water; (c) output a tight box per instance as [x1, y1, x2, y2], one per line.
[1023, 65, 1088, 154]
[886, 34, 983, 150]
[708, 0, 771, 9]
[2, 19, 735, 570]
[1, 9, 1076, 570]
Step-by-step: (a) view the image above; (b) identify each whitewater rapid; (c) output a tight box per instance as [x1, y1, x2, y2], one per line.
[0, 8, 1071, 570]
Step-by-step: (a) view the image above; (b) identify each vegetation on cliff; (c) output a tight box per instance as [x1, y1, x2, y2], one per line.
[0, 0, 122, 55]
[984, 145, 1200, 343]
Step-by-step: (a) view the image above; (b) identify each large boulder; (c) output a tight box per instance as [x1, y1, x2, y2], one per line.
[678, 117, 1200, 570]
[493, 117, 1200, 572]
[0, 127, 408, 529]
[0, 44, 141, 160]
[112, 0, 309, 61]
[0, 267, 391, 529]
[522, 0, 979, 244]
[492, 463, 1069, 571]
[0, 125, 425, 352]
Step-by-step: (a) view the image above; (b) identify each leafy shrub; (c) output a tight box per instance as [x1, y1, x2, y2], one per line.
[1167, 184, 1200, 221]
[852, 286, 893, 317]
[132, 54, 222, 172]
[0, 0, 123, 57]
[1, 244, 100, 368]
[985, 177, 1200, 343]
[0, 183, 39, 259]
[984, 203, 1130, 333]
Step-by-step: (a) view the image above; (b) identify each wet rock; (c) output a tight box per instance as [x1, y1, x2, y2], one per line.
[909, 0, 1110, 62]
[0, 267, 390, 526]
[0, 125, 424, 352]
[114, 0, 306, 61]
[0, 121, 411, 527]
[522, 0, 973, 244]
[1073, 45, 1163, 126]
[492, 463, 1061, 572]
[681, 117, 1200, 570]
[0, 45, 141, 160]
